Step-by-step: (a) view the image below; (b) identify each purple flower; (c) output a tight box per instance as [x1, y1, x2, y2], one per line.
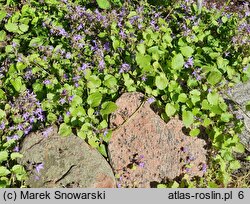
[66, 111, 70, 116]
[103, 129, 108, 136]
[12, 134, 19, 140]
[181, 147, 188, 153]
[73, 75, 80, 82]
[68, 95, 74, 102]
[77, 43, 84, 48]
[202, 163, 207, 173]
[139, 162, 145, 168]
[24, 70, 33, 80]
[184, 57, 194, 68]
[117, 183, 122, 188]
[73, 34, 82, 41]
[119, 30, 126, 39]
[236, 113, 243, 120]
[243, 65, 249, 72]
[29, 116, 35, 123]
[58, 27, 68, 36]
[12, 42, 17, 47]
[43, 127, 53, 137]
[147, 97, 155, 104]
[98, 59, 105, 70]
[0, 122, 5, 130]
[141, 76, 147, 81]
[79, 63, 88, 71]
[63, 74, 69, 79]
[192, 68, 202, 81]
[37, 114, 44, 121]
[77, 24, 83, 30]
[6, 136, 12, 141]
[35, 163, 44, 174]
[119, 63, 131, 73]
[59, 98, 66, 105]
[65, 52, 71, 59]
[24, 125, 32, 135]
[13, 146, 20, 152]
[35, 108, 43, 116]
[58, 115, 63, 122]
[104, 42, 110, 51]
[43, 79, 51, 85]
[17, 124, 23, 131]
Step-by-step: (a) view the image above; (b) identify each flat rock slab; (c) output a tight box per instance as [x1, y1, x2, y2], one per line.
[108, 92, 207, 188]
[227, 80, 250, 151]
[19, 125, 115, 188]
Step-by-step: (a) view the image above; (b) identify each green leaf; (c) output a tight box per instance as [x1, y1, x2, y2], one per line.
[136, 53, 151, 72]
[10, 152, 23, 160]
[5, 22, 19, 33]
[180, 46, 194, 57]
[182, 110, 194, 128]
[29, 37, 43, 47]
[233, 143, 245, 154]
[220, 112, 233, 122]
[190, 89, 200, 104]
[189, 128, 200, 137]
[87, 75, 101, 89]
[155, 74, 168, 90]
[100, 101, 118, 115]
[0, 10, 7, 21]
[112, 39, 120, 50]
[207, 92, 219, 105]
[87, 92, 102, 107]
[96, 0, 111, 9]
[11, 165, 27, 181]
[245, 156, 250, 161]
[171, 53, 184, 70]
[137, 44, 146, 54]
[0, 109, 6, 119]
[221, 16, 227, 23]
[178, 93, 188, 103]
[88, 137, 99, 148]
[10, 77, 23, 92]
[0, 89, 6, 99]
[157, 184, 167, 188]
[171, 181, 179, 188]
[70, 95, 83, 107]
[165, 103, 176, 117]
[47, 112, 57, 123]
[207, 71, 222, 85]
[19, 24, 29, 32]
[0, 151, 8, 163]
[229, 160, 241, 170]
[0, 30, 6, 41]
[70, 106, 86, 117]
[245, 101, 250, 111]
[58, 123, 72, 137]
[0, 166, 11, 177]
[98, 144, 107, 157]
[103, 75, 117, 88]
[16, 62, 27, 71]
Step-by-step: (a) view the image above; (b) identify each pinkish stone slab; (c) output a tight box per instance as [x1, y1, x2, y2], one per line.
[108, 92, 207, 188]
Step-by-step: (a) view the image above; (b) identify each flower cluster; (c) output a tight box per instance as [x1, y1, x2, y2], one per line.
[1, 90, 44, 151]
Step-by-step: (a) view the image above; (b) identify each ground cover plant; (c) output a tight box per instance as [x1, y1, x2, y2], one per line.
[0, 0, 249, 188]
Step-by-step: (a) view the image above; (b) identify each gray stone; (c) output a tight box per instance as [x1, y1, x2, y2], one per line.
[19, 125, 116, 188]
[226, 80, 250, 151]
[108, 92, 207, 188]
